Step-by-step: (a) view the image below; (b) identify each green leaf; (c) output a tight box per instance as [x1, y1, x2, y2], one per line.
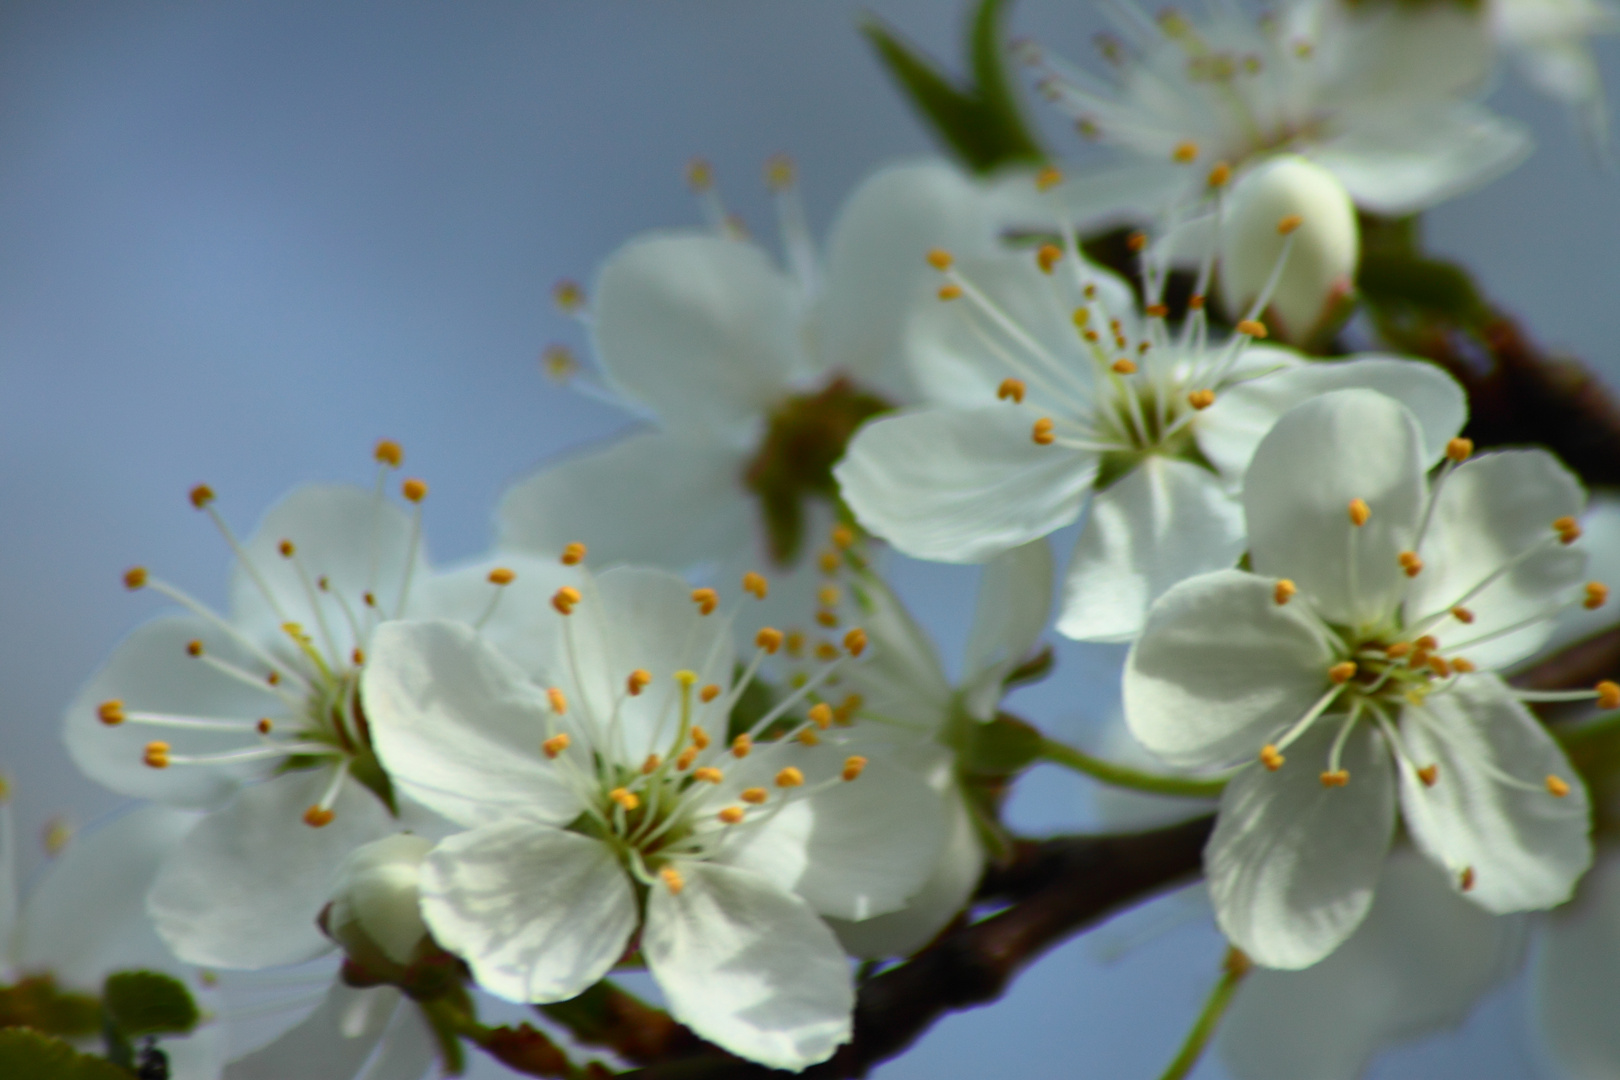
[101, 972, 198, 1038]
[0, 975, 102, 1038]
[0, 1028, 130, 1080]
[861, 0, 1045, 174]
[1357, 252, 1486, 325]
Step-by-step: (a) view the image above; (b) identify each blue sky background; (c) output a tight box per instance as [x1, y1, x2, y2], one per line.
[0, 3, 1615, 1076]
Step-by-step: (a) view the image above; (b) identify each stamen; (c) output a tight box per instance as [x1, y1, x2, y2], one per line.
[808, 703, 833, 730]
[690, 725, 711, 750]
[1273, 579, 1296, 605]
[547, 688, 568, 714]
[938, 284, 964, 301]
[1328, 661, 1357, 684]
[691, 588, 719, 615]
[552, 587, 581, 615]
[123, 566, 148, 590]
[731, 734, 752, 758]
[1398, 551, 1423, 577]
[926, 248, 953, 271]
[488, 567, 516, 585]
[143, 741, 171, 768]
[553, 280, 585, 314]
[374, 439, 403, 468]
[819, 550, 841, 574]
[1546, 775, 1572, 798]
[775, 767, 805, 788]
[1450, 606, 1474, 624]
[742, 571, 768, 599]
[1187, 389, 1216, 410]
[401, 478, 428, 504]
[1554, 516, 1582, 544]
[1032, 418, 1057, 445]
[1585, 582, 1609, 609]
[1111, 359, 1137, 375]
[1417, 764, 1439, 787]
[1259, 744, 1284, 770]
[1276, 214, 1303, 235]
[302, 806, 335, 827]
[561, 542, 587, 566]
[628, 669, 653, 696]
[610, 788, 640, 811]
[1348, 499, 1370, 527]
[1598, 681, 1620, 709]
[190, 484, 215, 509]
[755, 628, 783, 654]
[1446, 438, 1473, 462]
[843, 628, 868, 656]
[1035, 166, 1064, 191]
[692, 767, 723, 784]
[543, 734, 571, 758]
[675, 746, 698, 771]
[98, 700, 125, 726]
[1460, 867, 1475, 892]
[718, 806, 746, 824]
[698, 684, 721, 704]
[1451, 658, 1476, 673]
[998, 378, 1027, 403]
[1235, 319, 1268, 339]
[1036, 243, 1063, 274]
[1319, 770, 1349, 787]
[797, 728, 820, 745]
[1172, 140, 1198, 162]
[1207, 162, 1232, 188]
[842, 755, 867, 781]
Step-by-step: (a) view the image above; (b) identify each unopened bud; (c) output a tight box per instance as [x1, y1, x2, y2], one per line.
[1218, 155, 1358, 344]
[325, 834, 434, 968]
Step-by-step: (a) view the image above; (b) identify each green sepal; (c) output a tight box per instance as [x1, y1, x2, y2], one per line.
[0, 975, 102, 1038]
[955, 713, 1046, 776]
[861, 0, 1046, 174]
[101, 971, 198, 1038]
[0, 1028, 130, 1080]
[1358, 252, 1487, 327]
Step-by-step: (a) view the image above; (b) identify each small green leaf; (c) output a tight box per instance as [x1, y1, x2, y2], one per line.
[0, 1028, 130, 1080]
[101, 971, 198, 1038]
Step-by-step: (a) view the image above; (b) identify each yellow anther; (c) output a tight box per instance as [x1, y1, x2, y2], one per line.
[718, 806, 746, 825]
[815, 642, 840, 662]
[256, 718, 273, 735]
[1072, 307, 1091, 328]
[1236, 318, 1269, 339]
[1273, 579, 1297, 606]
[374, 439, 404, 467]
[560, 542, 587, 566]
[731, 733, 752, 758]
[842, 755, 868, 781]
[1450, 657, 1476, 673]
[1415, 635, 1438, 651]
[699, 684, 722, 704]
[676, 746, 699, 771]
[1450, 606, 1475, 624]
[815, 609, 839, 629]
[926, 248, 953, 271]
[660, 866, 684, 894]
[1207, 161, 1232, 188]
[1259, 744, 1284, 771]
[552, 585, 582, 615]
[277, 539, 295, 558]
[1036, 243, 1063, 274]
[1035, 166, 1064, 191]
[938, 283, 964, 301]
[1319, 770, 1350, 788]
[843, 628, 868, 657]
[755, 628, 784, 654]
[547, 687, 568, 714]
[1586, 582, 1609, 609]
[1188, 293, 1206, 310]
[1554, 516, 1582, 544]
[764, 153, 795, 191]
[693, 766, 724, 784]
[121, 565, 150, 591]
[97, 700, 125, 726]
[1446, 437, 1473, 463]
[1348, 498, 1371, 527]
[266, 671, 281, 686]
[189, 484, 215, 509]
[786, 630, 806, 657]
[686, 157, 714, 191]
[609, 788, 640, 811]
[808, 703, 834, 730]
[818, 549, 841, 574]
[1427, 654, 1452, 678]
[1032, 417, 1056, 445]
[542, 344, 578, 382]
[1172, 140, 1199, 163]
[401, 478, 428, 503]
[741, 787, 768, 805]
[742, 571, 769, 599]
[1545, 774, 1572, 798]
[543, 734, 571, 759]
[627, 669, 653, 696]
[776, 766, 805, 788]
[997, 378, 1027, 404]
[1597, 680, 1620, 709]
[690, 725, 710, 749]
[1459, 866, 1476, 892]
[1186, 389, 1216, 411]
[817, 584, 841, 608]
[1145, 303, 1169, 318]
[1417, 764, 1439, 787]
[1328, 661, 1357, 684]
[640, 754, 661, 775]
[831, 524, 855, 550]
[1384, 642, 1412, 658]
[483, 566, 516, 588]
[143, 741, 171, 768]
[1276, 214, 1303, 235]
[1126, 231, 1148, 253]
[1111, 358, 1138, 375]
[691, 587, 719, 615]
[303, 806, 336, 828]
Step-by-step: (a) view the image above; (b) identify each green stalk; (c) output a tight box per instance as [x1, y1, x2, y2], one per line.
[1156, 948, 1251, 1080]
[1037, 738, 1226, 799]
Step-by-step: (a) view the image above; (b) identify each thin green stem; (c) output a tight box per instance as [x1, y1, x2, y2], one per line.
[1156, 948, 1251, 1080]
[1038, 738, 1226, 799]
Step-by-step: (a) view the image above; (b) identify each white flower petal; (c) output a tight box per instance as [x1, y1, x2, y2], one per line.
[497, 431, 752, 570]
[420, 822, 636, 1004]
[1220, 850, 1526, 1080]
[593, 232, 803, 431]
[1314, 0, 1494, 102]
[643, 861, 853, 1070]
[828, 786, 984, 959]
[961, 540, 1054, 719]
[225, 982, 403, 1080]
[815, 159, 1003, 397]
[1398, 676, 1592, 913]
[1408, 450, 1587, 669]
[717, 748, 946, 921]
[837, 406, 1098, 564]
[404, 552, 576, 680]
[839, 574, 954, 732]
[64, 615, 280, 808]
[557, 566, 737, 764]
[229, 484, 423, 650]
[1197, 357, 1466, 483]
[1243, 389, 1425, 627]
[1534, 850, 1620, 1080]
[1207, 723, 1397, 970]
[356, 1000, 438, 1080]
[1307, 102, 1532, 216]
[1058, 456, 1246, 643]
[1124, 570, 1336, 769]
[148, 772, 394, 969]
[991, 161, 1190, 232]
[363, 620, 582, 829]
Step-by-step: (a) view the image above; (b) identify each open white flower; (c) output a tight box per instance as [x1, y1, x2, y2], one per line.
[1022, 0, 1528, 216]
[360, 565, 945, 1070]
[815, 542, 1053, 957]
[497, 159, 1008, 633]
[1126, 389, 1599, 969]
[835, 231, 1464, 643]
[64, 452, 572, 970]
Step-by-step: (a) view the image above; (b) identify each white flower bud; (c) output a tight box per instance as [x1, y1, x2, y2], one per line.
[326, 833, 433, 967]
[1219, 155, 1359, 344]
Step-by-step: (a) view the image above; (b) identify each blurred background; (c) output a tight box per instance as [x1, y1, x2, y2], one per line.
[0, 2, 1615, 1076]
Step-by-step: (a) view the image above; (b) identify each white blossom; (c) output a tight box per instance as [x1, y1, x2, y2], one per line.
[1125, 389, 1597, 969]
[360, 565, 946, 1070]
